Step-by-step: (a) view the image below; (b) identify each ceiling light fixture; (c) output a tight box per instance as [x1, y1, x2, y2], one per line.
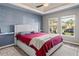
[43, 3, 49, 7]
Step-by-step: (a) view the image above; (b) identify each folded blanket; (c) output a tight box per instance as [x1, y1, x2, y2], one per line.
[29, 34, 59, 50]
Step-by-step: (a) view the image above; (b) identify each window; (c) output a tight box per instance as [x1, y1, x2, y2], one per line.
[61, 15, 75, 36]
[48, 18, 58, 34]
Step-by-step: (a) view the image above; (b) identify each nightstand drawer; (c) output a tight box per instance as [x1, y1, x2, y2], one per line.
[0, 34, 14, 47]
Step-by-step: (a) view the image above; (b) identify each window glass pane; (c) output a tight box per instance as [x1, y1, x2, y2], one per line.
[49, 18, 58, 34]
[61, 15, 75, 36]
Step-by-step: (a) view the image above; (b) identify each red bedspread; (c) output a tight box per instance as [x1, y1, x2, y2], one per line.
[16, 32, 63, 56]
[35, 35, 63, 56]
[16, 32, 46, 45]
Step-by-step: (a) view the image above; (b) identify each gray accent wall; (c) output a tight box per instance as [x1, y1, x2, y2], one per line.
[43, 7, 79, 44]
[0, 5, 42, 30]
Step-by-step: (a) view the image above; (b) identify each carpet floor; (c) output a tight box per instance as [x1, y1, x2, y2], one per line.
[0, 43, 79, 56]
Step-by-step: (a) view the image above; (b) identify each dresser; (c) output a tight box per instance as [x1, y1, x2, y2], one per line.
[0, 25, 15, 49]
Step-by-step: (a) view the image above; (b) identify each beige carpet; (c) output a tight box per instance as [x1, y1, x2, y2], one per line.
[52, 45, 77, 56]
[0, 44, 79, 56]
[0, 47, 23, 56]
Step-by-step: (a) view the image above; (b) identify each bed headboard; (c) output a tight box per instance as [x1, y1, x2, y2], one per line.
[15, 24, 39, 33]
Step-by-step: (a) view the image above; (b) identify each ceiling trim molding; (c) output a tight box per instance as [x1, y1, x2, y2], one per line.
[10, 3, 44, 15]
[10, 3, 79, 15]
[44, 4, 79, 15]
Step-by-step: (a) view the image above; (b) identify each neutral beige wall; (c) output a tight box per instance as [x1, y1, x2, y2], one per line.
[43, 7, 79, 44]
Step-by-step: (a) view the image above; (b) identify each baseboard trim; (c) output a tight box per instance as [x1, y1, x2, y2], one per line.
[0, 41, 79, 49]
[63, 41, 79, 46]
[0, 44, 15, 49]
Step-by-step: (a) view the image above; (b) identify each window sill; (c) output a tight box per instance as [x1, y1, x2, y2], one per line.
[61, 35, 75, 38]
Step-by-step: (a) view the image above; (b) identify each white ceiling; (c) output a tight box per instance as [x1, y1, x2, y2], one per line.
[10, 3, 79, 15]
[21, 3, 68, 12]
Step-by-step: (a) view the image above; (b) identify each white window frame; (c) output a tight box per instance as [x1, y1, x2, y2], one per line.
[48, 18, 58, 34]
[60, 15, 75, 37]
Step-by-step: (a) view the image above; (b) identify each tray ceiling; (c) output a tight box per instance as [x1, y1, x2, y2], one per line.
[21, 3, 69, 12]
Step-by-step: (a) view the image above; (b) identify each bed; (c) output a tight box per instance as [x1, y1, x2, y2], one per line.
[15, 25, 63, 56]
